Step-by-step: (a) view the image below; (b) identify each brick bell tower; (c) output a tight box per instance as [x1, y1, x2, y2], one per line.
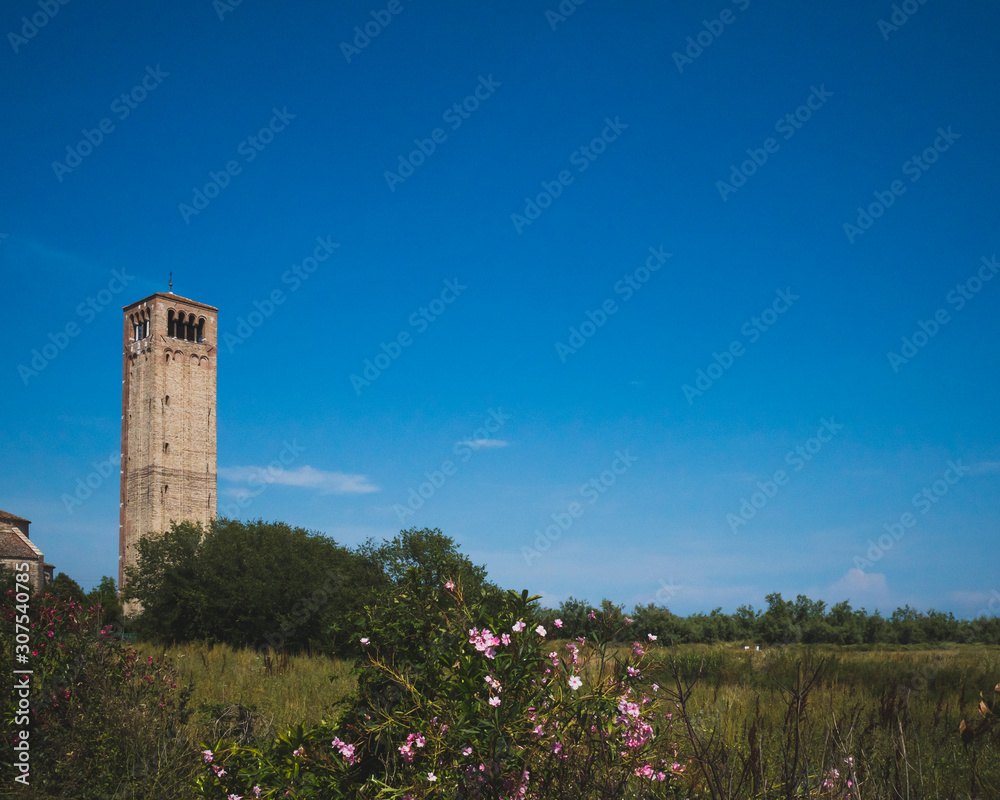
[119, 290, 218, 590]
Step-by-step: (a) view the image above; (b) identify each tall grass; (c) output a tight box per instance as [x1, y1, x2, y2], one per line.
[645, 644, 1000, 799]
[136, 641, 356, 745]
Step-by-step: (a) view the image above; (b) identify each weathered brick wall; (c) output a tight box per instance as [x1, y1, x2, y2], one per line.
[120, 293, 217, 589]
[0, 557, 45, 592]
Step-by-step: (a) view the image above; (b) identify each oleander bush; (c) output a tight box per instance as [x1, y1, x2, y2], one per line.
[195, 577, 679, 799]
[1, 580, 196, 800]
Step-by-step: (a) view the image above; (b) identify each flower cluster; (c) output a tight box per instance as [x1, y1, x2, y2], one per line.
[398, 731, 426, 763]
[468, 626, 502, 659]
[331, 736, 358, 765]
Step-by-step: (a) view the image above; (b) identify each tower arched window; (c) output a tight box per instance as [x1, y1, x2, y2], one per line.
[196, 317, 205, 343]
[167, 309, 176, 338]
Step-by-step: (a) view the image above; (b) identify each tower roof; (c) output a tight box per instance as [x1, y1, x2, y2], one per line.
[0, 509, 30, 524]
[123, 292, 218, 314]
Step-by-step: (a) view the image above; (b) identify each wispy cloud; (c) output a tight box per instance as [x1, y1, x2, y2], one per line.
[970, 461, 1000, 475]
[455, 439, 509, 449]
[218, 465, 379, 495]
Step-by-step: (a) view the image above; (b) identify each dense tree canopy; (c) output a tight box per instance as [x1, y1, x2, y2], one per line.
[122, 519, 380, 653]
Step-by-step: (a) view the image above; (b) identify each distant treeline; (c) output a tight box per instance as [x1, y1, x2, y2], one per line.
[541, 593, 1000, 646]
[11, 521, 998, 653]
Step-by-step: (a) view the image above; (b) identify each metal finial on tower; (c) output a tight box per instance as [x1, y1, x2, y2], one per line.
[169, 272, 173, 293]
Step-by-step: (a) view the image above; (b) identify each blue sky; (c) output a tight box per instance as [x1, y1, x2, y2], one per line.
[3, 0, 999, 618]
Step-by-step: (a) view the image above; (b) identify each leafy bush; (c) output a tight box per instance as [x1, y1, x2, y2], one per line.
[1, 583, 196, 799]
[195, 577, 680, 798]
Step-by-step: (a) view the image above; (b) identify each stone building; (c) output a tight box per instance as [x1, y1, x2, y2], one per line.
[119, 292, 218, 590]
[0, 510, 53, 591]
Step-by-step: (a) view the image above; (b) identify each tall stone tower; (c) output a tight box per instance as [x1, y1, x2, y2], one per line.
[119, 292, 218, 589]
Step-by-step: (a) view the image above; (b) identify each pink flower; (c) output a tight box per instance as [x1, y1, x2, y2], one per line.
[554, 618, 563, 628]
[625, 617, 633, 624]
[360, 637, 369, 645]
[428, 772, 437, 782]
[253, 787, 262, 798]
[588, 611, 596, 619]
[647, 633, 657, 641]
[568, 675, 583, 690]
[462, 746, 473, 756]
[202, 749, 214, 763]
[489, 695, 501, 706]
[501, 633, 511, 645]
[444, 580, 455, 591]
[512, 621, 526, 632]
[536, 625, 547, 637]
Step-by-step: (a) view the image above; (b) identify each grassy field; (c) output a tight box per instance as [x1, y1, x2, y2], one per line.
[137, 641, 356, 745]
[135, 641, 998, 798]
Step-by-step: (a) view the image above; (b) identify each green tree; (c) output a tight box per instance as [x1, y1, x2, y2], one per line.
[361, 527, 493, 599]
[86, 575, 123, 629]
[122, 519, 374, 654]
[759, 592, 800, 644]
[46, 571, 88, 604]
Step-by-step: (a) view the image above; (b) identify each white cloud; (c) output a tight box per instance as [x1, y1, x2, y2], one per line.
[218, 465, 379, 495]
[829, 568, 888, 603]
[455, 439, 508, 449]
